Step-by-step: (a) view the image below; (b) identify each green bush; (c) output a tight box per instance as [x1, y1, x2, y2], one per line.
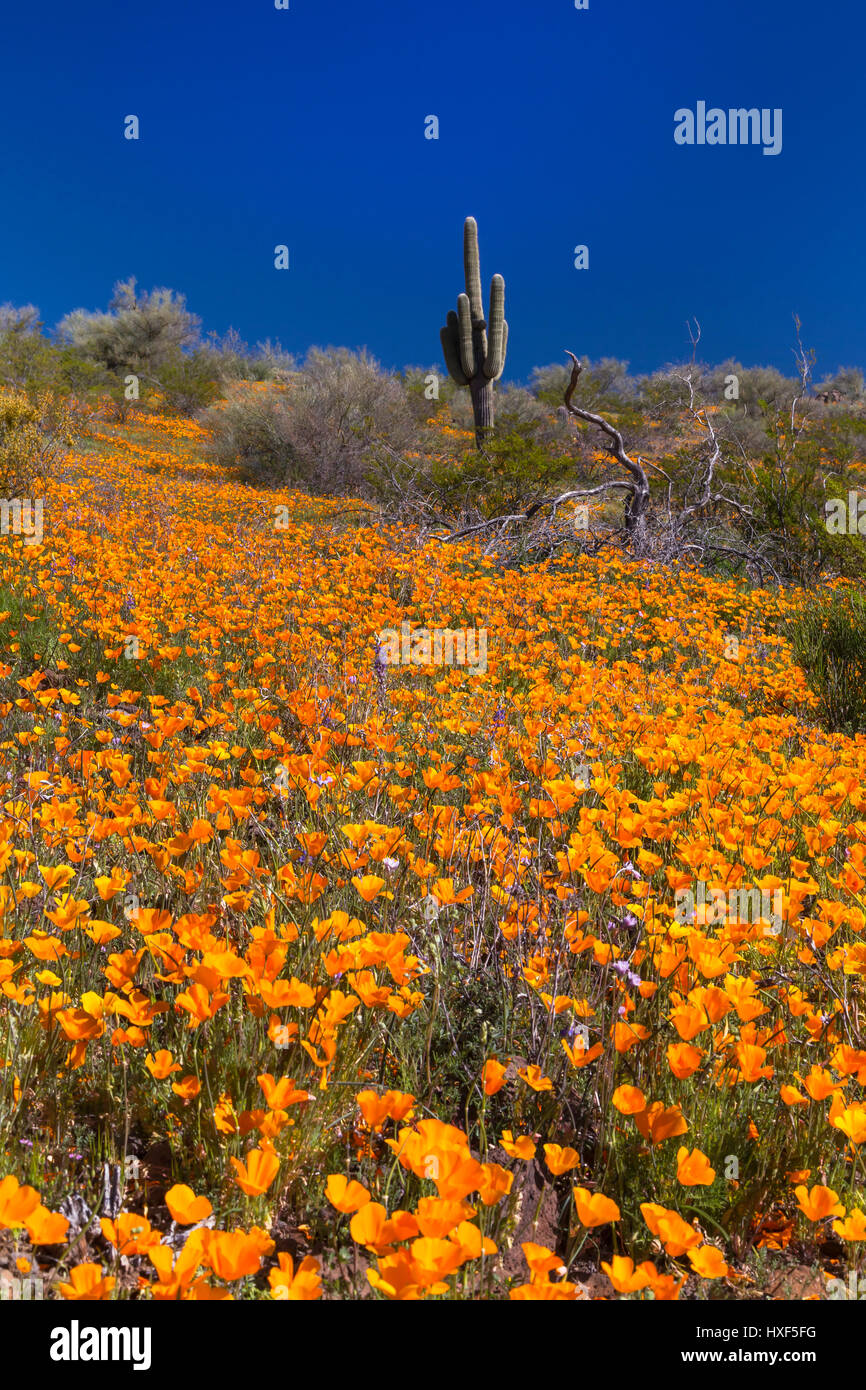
[430, 419, 574, 516]
[152, 349, 222, 415]
[787, 588, 866, 734]
[398, 365, 459, 420]
[0, 305, 108, 402]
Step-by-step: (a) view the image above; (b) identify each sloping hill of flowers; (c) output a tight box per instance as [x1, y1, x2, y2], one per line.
[1, 409, 864, 1300]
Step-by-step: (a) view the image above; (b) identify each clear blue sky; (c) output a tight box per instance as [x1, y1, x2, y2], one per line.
[1, 0, 863, 383]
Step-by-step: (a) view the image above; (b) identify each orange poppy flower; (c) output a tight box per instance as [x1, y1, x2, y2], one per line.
[100, 1212, 156, 1255]
[688, 1245, 728, 1278]
[57, 1263, 116, 1300]
[268, 1252, 322, 1300]
[517, 1064, 553, 1092]
[482, 1058, 507, 1095]
[833, 1210, 866, 1241]
[350, 1201, 389, 1251]
[612, 1084, 647, 1114]
[476, 1162, 513, 1206]
[171, 1074, 201, 1099]
[522, 1242, 567, 1279]
[414, 1197, 475, 1238]
[794, 1184, 845, 1221]
[206, 1230, 270, 1281]
[257, 1073, 312, 1109]
[352, 875, 386, 902]
[0, 1175, 41, 1229]
[641, 1202, 702, 1256]
[230, 1146, 280, 1196]
[676, 1146, 716, 1186]
[602, 1255, 653, 1293]
[145, 1049, 182, 1079]
[165, 1184, 213, 1225]
[634, 1102, 688, 1145]
[572, 1187, 620, 1227]
[543, 1144, 581, 1176]
[408, 1236, 463, 1287]
[500, 1130, 536, 1160]
[667, 1042, 703, 1079]
[326, 1174, 371, 1214]
[27, 1204, 70, 1245]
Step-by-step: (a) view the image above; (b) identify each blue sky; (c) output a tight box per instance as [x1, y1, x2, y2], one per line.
[1, 0, 863, 383]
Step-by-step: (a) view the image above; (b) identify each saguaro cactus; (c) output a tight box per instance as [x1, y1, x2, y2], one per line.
[440, 217, 508, 448]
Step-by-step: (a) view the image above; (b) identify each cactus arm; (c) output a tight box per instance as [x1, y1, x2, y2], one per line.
[483, 274, 506, 379]
[495, 320, 508, 380]
[457, 293, 476, 379]
[463, 217, 484, 322]
[488, 319, 508, 382]
[441, 313, 468, 385]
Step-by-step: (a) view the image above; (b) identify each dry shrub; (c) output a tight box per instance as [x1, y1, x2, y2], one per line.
[201, 348, 422, 495]
[0, 387, 73, 494]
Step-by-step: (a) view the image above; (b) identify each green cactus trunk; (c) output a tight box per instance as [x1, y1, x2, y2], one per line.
[470, 376, 494, 445]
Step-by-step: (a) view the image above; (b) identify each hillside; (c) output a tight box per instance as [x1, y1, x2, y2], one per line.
[1, 406, 865, 1301]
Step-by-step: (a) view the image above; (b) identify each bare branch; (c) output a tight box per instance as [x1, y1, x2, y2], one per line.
[563, 351, 650, 535]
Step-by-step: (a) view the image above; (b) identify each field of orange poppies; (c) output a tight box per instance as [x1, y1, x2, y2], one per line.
[1, 404, 865, 1302]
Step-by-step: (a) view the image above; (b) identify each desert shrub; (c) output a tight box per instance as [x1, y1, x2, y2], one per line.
[700, 357, 745, 402]
[368, 411, 579, 527]
[440, 384, 477, 434]
[646, 361, 802, 423]
[815, 366, 865, 402]
[0, 388, 74, 494]
[56, 287, 300, 416]
[0, 325, 59, 394]
[0, 305, 49, 391]
[398, 365, 459, 420]
[635, 367, 693, 414]
[293, 348, 420, 492]
[250, 339, 297, 380]
[0, 329, 110, 406]
[59, 277, 201, 377]
[205, 329, 297, 385]
[787, 588, 866, 734]
[495, 385, 564, 436]
[716, 408, 774, 458]
[150, 349, 222, 414]
[0, 306, 101, 400]
[736, 382, 866, 584]
[54, 347, 113, 399]
[809, 410, 866, 472]
[531, 358, 636, 412]
[735, 365, 800, 417]
[433, 421, 575, 517]
[202, 348, 421, 494]
[200, 382, 299, 485]
[0, 303, 41, 336]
